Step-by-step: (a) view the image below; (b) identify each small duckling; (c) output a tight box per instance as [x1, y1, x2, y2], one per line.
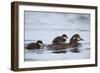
[26, 40, 44, 50]
[52, 34, 68, 44]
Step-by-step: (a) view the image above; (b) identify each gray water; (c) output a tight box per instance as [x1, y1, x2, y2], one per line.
[24, 11, 90, 61]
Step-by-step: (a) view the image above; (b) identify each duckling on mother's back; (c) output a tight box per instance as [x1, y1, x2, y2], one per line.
[52, 34, 68, 44]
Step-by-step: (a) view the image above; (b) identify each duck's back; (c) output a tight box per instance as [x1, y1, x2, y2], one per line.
[26, 43, 40, 50]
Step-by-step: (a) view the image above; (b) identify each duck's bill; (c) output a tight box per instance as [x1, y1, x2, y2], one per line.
[66, 36, 68, 39]
[80, 38, 84, 41]
[77, 37, 84, 41]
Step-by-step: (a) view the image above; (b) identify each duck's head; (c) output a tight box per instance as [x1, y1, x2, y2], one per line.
[73, 34, 83, 41]
[70, 34, 83, 45]
[36, 40, 44, 46]
[62, 34, 68, 39]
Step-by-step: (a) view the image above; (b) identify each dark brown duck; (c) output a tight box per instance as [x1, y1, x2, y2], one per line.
[26, 40, 44, 50]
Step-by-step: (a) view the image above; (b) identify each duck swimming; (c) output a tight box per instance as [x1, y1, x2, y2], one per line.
[26, 40, 44, 50]
[52, 34, 68, 44]
[70, 34, 83, 46]
[47, 34, 83, 50]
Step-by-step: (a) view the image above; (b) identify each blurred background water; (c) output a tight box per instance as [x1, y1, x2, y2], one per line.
[24, 11, 90, 61]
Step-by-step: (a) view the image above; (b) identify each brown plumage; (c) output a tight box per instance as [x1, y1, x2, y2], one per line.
[26, 40, 44, 50]
[47, 34, 83, 49]
[52, 34, 68, 44]
[70, 34, 83, 45]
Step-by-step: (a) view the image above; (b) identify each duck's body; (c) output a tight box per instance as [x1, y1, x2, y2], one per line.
[47, 43, 81, 49]
[26, 40, 44, 50]
[47, 43, 71, 49]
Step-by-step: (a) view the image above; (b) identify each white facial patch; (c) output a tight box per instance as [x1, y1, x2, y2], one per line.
[63, 36, 67, 39]
[73, 37, 76, 39]
[38, 43, 43, 46]
[77, 37, 80, 41]
[39, 43, 44, 48]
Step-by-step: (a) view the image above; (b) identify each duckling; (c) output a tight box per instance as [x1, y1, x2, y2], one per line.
[26, 40, 44, 50]
[52, 34, 68, 44]
[47, 34, 83, 49]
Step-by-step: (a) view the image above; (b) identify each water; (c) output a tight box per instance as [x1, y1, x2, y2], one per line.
[24, 11, 90, 61]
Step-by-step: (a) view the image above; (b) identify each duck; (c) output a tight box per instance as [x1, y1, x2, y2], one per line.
[26, 40, 44, 50]
[52, 34, 68, 44]
[47, 34, 83, 50]
[70, 34, 83, 47]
